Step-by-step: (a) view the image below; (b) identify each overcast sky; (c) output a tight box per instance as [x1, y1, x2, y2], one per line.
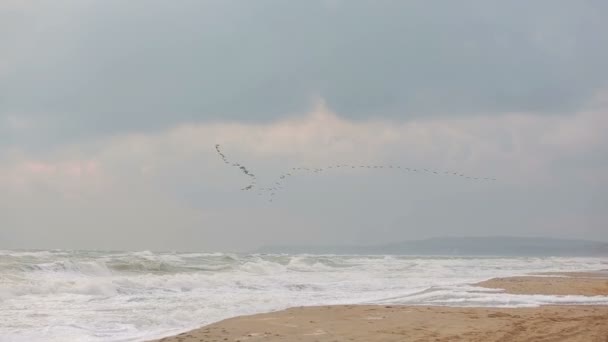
[1, 0, 607, 251]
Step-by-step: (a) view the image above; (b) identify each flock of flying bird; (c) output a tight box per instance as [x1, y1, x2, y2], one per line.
[215, 144, 496, 202]
[215, 144, 257, 190]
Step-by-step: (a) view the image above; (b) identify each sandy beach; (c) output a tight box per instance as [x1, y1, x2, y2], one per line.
[151, 272, 608, 342]
[477, 272, 608, 296]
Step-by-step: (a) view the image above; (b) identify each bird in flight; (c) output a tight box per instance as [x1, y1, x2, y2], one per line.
[215, 144, 497, 202]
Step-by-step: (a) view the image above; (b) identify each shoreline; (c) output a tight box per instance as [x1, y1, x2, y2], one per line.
[150, 272, 608, 342]
[477, 270, 608, 296]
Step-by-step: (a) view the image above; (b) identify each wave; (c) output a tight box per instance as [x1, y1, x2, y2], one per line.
[371, 284, 608, 307]
[1, 251, 607, 341]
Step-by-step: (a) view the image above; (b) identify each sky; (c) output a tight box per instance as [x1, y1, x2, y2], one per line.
[1, 0, 607, 251]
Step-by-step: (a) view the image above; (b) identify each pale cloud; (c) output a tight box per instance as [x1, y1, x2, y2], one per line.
[0, 98, 606, 250]
[0, 158, 104, 200]
[2, 97, 607, 194]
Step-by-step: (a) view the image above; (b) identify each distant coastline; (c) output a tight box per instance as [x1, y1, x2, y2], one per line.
[255, 236, 608, 256]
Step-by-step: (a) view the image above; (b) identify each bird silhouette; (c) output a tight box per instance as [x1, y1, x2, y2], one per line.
[215, 144, 497, 202]
[215, 144, 257, 191]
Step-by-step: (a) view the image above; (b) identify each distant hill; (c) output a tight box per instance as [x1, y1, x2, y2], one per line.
[255, 236, 608, 256]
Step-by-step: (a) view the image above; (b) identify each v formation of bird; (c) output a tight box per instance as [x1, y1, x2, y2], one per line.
[215, 144, 496, 202]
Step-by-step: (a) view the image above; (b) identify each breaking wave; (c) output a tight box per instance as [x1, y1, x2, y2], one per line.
[0, 250, 606, 342]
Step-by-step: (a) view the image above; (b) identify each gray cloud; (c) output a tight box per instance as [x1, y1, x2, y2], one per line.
[2, 0, 608, 149]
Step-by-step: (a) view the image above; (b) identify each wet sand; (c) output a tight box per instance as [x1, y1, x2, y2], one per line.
[477, 271, 608, 296]
[151, 272, 608, 342]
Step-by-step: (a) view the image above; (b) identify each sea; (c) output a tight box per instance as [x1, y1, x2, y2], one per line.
[1, 250, 607, 341]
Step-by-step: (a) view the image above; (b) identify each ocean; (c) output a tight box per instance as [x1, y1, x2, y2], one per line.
[0, 250, 606, 341]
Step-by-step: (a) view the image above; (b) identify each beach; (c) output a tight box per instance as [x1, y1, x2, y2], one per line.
[152, 272, 608, 342]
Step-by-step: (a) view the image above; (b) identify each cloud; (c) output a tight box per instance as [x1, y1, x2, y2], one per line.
[1, 98, 607, 250]
[1, 1, 607, 149]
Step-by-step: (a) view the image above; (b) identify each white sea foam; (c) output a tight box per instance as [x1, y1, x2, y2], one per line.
[0, 251, 606, 342]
